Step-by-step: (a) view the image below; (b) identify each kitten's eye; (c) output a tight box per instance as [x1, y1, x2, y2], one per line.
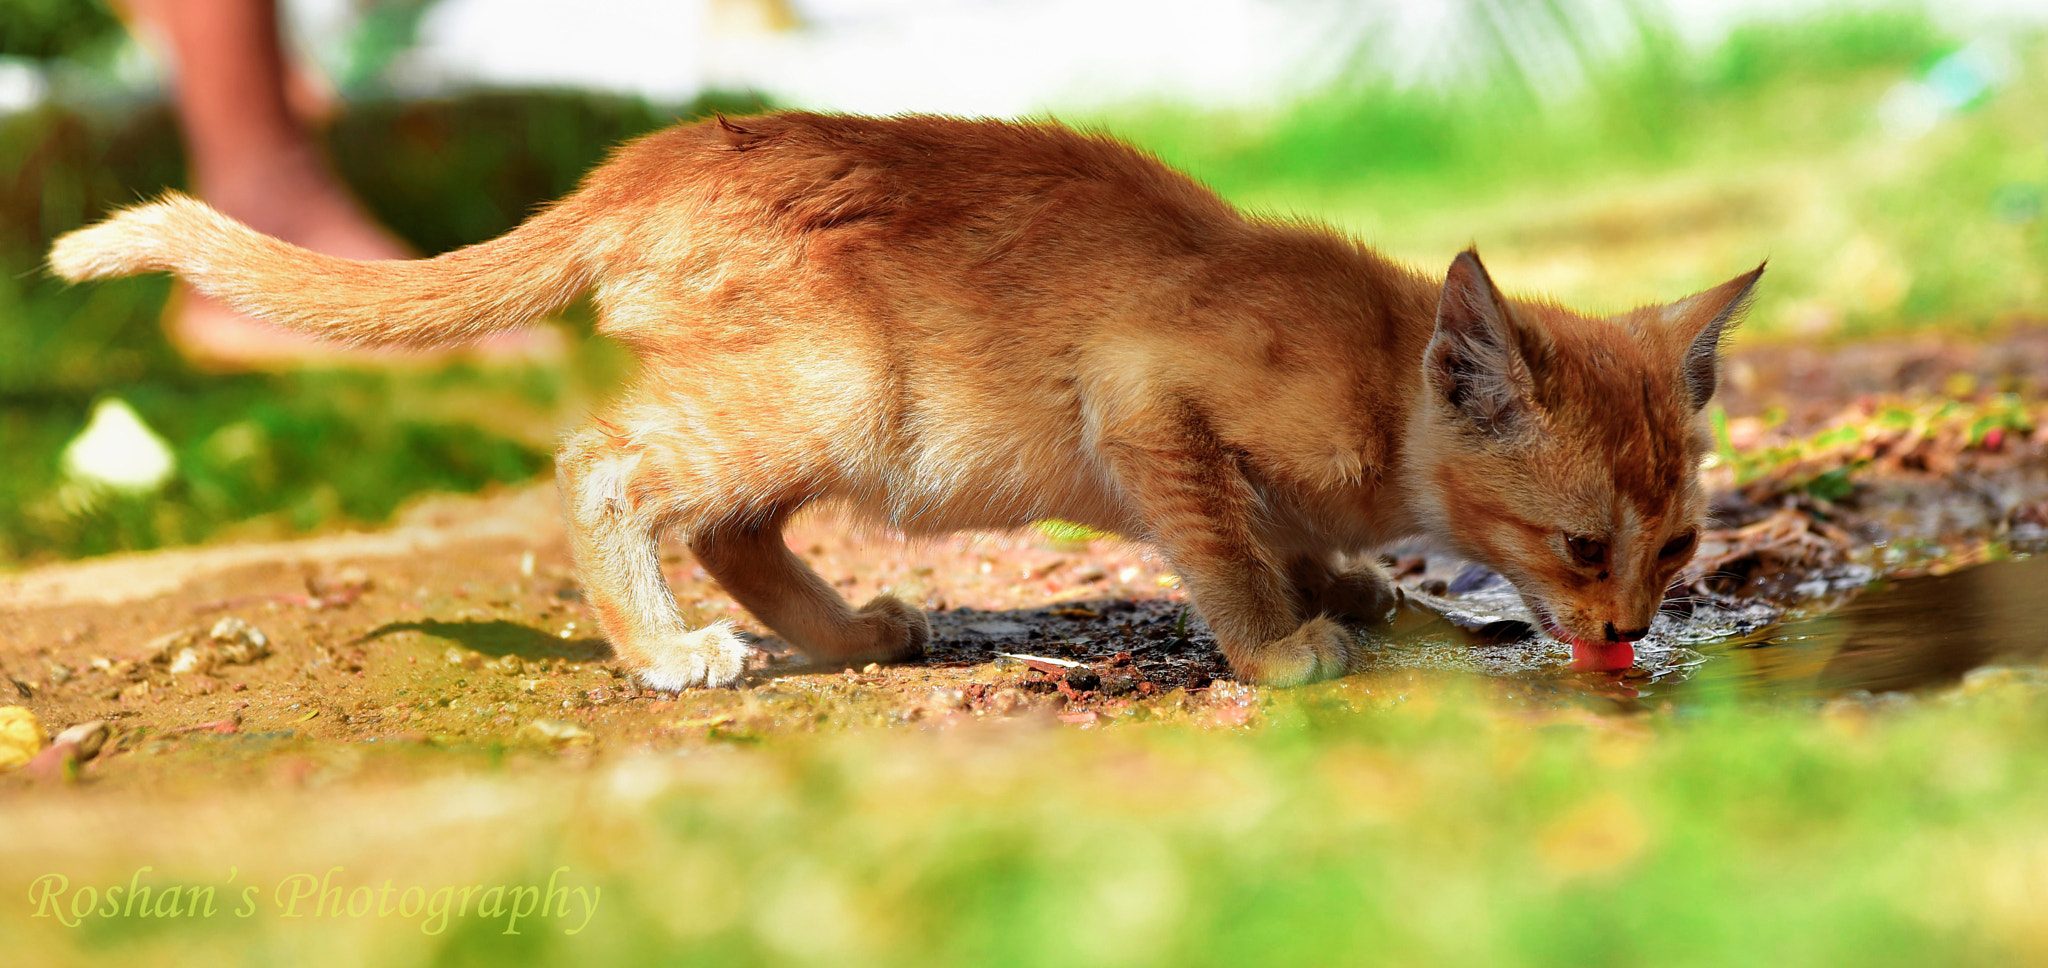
[1659, 531, 1698, 559]
[1564, 535, 1607, 568]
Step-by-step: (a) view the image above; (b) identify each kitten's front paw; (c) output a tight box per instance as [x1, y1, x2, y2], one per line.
[1228, 617, 1358, 687]
[848, 594, 930, 664]
[635, 622, 753, 692]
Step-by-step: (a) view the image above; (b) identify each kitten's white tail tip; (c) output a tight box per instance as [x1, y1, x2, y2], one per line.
[47, 196, 196, 282]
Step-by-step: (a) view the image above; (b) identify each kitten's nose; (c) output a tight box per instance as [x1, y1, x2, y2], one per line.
[1605, 623, 1648, 642]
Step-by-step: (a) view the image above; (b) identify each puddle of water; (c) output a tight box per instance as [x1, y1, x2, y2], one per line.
[1697, 555, 2047, 701]
[1383, 575, 1776, 683]
[1384, 556, 2045, 706]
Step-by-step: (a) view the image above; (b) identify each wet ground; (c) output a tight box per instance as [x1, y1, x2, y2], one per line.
[2, 325, 2046, 788]
[1718, 557, 2048, 698]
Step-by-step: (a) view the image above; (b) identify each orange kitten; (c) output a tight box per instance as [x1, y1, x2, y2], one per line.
[50, 112, 1758, 687]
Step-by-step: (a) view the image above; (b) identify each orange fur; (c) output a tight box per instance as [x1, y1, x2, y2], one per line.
[49, 112, 1759, 687]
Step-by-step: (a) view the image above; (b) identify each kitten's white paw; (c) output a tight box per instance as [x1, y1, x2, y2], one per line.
[1228, 617, 1359, 687]
[635, 622, 752, 691]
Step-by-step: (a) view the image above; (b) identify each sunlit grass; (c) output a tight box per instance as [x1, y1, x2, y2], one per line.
[0, 368, 561, 562]
[4, 672, 2046, 966]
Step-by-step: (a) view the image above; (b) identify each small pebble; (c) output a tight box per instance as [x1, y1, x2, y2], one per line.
[22, 720, 109, 781]
[518, 719, 594, 746]
[142, 629, 196, 664]
[51, 720, 108, 761]
[208, 617, 271, 663]
[169, 647, 208, 675]
[989, 688, 1031, 716]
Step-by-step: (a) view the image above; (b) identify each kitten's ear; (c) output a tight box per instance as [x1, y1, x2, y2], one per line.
[1663, 263, 1764, 411]
[1426, 249, 1537, 436]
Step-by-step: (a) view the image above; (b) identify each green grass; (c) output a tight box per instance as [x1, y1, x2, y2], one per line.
[0, 368, 561, 561]
[5, 673, 2046, 966]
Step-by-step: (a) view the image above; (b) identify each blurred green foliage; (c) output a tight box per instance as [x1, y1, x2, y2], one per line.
[1111, 9, 2046, 336]
[0, 0, 121, 62]
[1117, 8, 1954, 200]
[334, 0, 443, 94]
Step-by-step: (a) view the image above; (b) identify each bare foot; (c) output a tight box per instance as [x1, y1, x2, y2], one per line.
[127, 0, 561, 371]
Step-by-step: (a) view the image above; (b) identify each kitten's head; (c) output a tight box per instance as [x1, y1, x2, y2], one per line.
[1408, 250, 1762, 668]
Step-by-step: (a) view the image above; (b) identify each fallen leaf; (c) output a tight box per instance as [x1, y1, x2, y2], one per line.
[0, 706, 49, 772]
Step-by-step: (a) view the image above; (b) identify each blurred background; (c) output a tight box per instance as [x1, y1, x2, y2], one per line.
[2, 0, 2043, 563]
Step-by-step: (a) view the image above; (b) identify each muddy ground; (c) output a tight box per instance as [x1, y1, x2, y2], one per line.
[3, 324, 2046, 790]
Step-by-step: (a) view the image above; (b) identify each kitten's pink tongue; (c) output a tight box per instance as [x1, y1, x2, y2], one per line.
[1571, 639, 1635, 671]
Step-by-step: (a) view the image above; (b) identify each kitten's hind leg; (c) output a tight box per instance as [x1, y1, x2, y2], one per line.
[1287, 555, 1403, 627]
[558, 431, 751, 691]
[689, 519, 929, 668]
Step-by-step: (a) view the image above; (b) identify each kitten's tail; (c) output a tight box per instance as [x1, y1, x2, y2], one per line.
[47, 192, 593, 348]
